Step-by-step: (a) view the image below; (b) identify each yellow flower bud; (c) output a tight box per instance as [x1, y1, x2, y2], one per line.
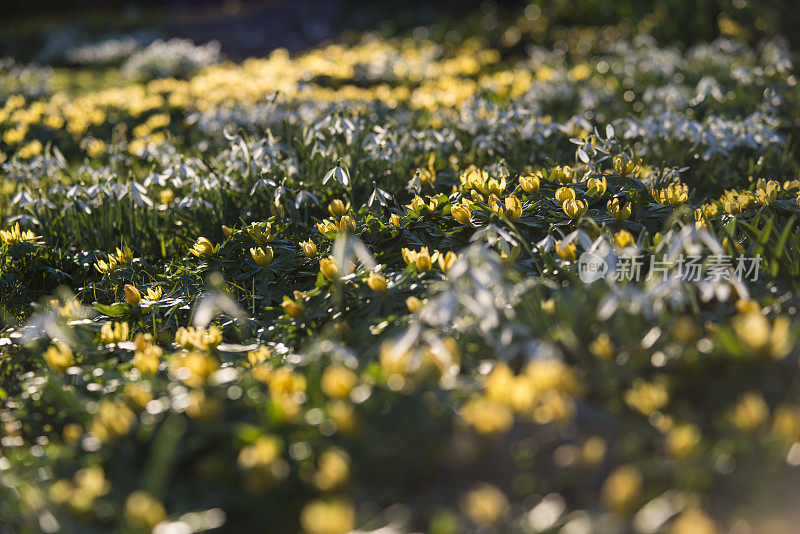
[367, 272, 387, 293]
[328, 199, 348, 218]
[320, 257, 340, 281]
[555, 187, 576, 205]
[562, 198, 588, 218]
[519, 173, 540, 193]
[551, 165, 574, 184]
[300, 240, 317, 258]
[451, 202, 472, 225]
[250, 246, 274, 267]
[406, 296, 422, 312]
[124, 284, 141, 306]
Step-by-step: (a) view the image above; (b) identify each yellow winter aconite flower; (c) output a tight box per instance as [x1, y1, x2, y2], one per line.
[282, 298, 305, 318]
[338, 215, 356, 233]
[327, 199, 349, 218]
[238, 435, 288, 490]
[319, 257, 340, 281]
[45, 342, 74, 372]
[96, 246, 132, 274]
[555, 187, 576, 204]
[551, 165, 574, 184]
[158, 188, 174, 204]
[601, 465, 642, 515]
[607, 197, 632, 220]
[124, 284, 141, 305]
[492, 194, 522, 220]
[563, 198, 588, 218]
[624, 378, 669, 415]
[406, 296, 422, 312]
[143, 286, 163, 302]
[733, 390, 769, 432]
[317, 218, 339, 235]
[321, 366, 358, 398]
[590, 333, 616, 361]
[670, 508, 717, 534]
[170, 351, 220, 388]
[612, 153, 639, 176]
[438, 251, 458, 272]
[721, 197, 741, 215]
[300, 498, 355, 534]
[250, 246, 274, 267]
[133, 333, 162, 375]
[313, 448, 350, 491]
[461, 483, 508, 526]
[451, 202, 472, 225]
[652, 183, 688, 205]
[0, 222, 38, 245]
[587, 176, 607, 195]
[100, 321, 129, 344]
[555, 240, 576, 261]
[124, 491, 167, 530]
[731, 311, 792, 358]
[190, 237, 215, 257]
[90, 400, 135, 441]
[613, 229, 636, 248]
[175, 325, 222, 350]
[366, 272, 387, 293]
[247, 221, 278, 244]
[461, 397, 514, 435]
[666, 423, 701, 458]
[414, 167, 436, 186]
[402, 246, 439, 272]
[389, 213, 401, 226]
[519, 172, 541, 193]
[300, 240, 317, 258]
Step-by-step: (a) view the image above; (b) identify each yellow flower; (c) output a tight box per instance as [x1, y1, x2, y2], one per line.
[503, 195, 523, 220]
[555, 187, 576, 205]
[175, 325, 222, 350]
[461, 483, 508, 526]
[461, 398, 513, 435]
[300, 499, 355, 534]
[519, 173, 540, 193]
[555, 240, 576, 261]
[124, 491, 166, 530]
[250, 246, 274, 267]
[366, 272, 387, 293]
[666, 424, 701, 458]
[562, 198, 588, 218]
[721, 198, 741, 215]
[402, 246, 438, 272]
[652, 183, 688, 205]
[624, 378, 668, 415]
[613, 229, 635, 248]
[100, 322, 129, 344]
[389, 213, 401, 226]
[317, 218, 339, 235]
[94, 257, 118, 274]
[438, 251, 458, 272]
[113, 246, 133, 264]
[587, 176, 607, 196]
[733, 390, 769, 432]
[601, 465, 642, 515]
[550, 165, 574, 184]
[300, 240, 317, 258]
[670, 509, 717, 534]
[170, 351, 220, 388]
[339, 215, 356, 233]
[607, 198, 632, 221]
[0, 222, 38, 245]
[319, 257, 340, 281]
[158, 189, 174, 204]
[45, 343, 74, 372]
[247, 222, 277, 245]
[406, 296, 422, 312]
[282, 298, 305, 318]
[222, 225, 233, 238]
[327, 199, 349, 218]
[90, 400, 135, 441]
[612, 154, 639, 176]
[414, 167, 436, 186]
[321, 366, 359, 398]
[451, 202, 472, 225]
[190, 237, 214, 257]
[590, 333, 616, 361]
[133, 334, 162, 376]
[313, 448, 350, 491]
[143, 286, 163, 302]
[124, 284, 141, 306]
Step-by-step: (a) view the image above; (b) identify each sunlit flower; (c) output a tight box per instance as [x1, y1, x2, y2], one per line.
[562, 198, 588, 218]
[190, 237, 215, 257]
[366, 272, 387, 293]
[45, 342, 74, 372]
[555, 187, 576, 205]
[327, 199, 349, 218]
[0, 222, 38, 245]
[550, 165, 574, 184]
[300, 240, 317, 258]
[250, 246, 274, 267]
